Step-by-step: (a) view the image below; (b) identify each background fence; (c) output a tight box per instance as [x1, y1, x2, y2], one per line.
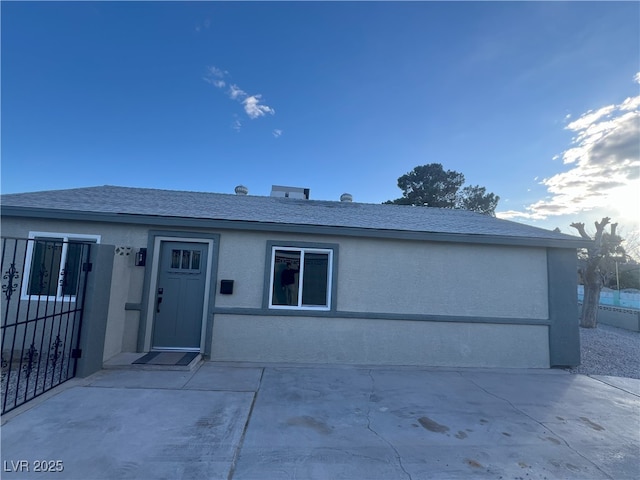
[577, 285, 640, 310]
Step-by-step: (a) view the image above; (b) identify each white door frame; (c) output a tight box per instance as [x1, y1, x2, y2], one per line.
[143, 236, 214, 352]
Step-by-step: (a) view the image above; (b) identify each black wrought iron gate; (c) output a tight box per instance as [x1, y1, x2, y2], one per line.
[1, 237, 92, 415]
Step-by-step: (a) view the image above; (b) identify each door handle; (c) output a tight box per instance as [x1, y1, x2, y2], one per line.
[156, 287, 163, 313]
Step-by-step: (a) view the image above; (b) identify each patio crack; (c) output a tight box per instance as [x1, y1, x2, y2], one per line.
[366, 369, 412, 480]
[460, 372, 615, 480]
[227, 367, 264, 480]
[586, 375, 640, 398]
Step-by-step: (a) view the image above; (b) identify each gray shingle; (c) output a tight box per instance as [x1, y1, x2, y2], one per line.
[1, 185, 585, 243]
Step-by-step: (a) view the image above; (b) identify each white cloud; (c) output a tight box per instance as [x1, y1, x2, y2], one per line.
[634, 72, 640, 84]
[204, 65, 276, 126]
[565, 105, 615, 135]
[203, 66, 228, 88]
[243, 95, 275, 119]
[203, 76, 220, 87]
[272, 129, 283, 138]
[228, 84, 247, 100]
[620, 95, 640, 112]
[497, 209, 547, 221]
[497, 79, 640, 229]
[206, 66, 226, 78]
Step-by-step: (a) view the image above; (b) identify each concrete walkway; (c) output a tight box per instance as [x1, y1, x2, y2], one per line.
[1, 362, 639, 479]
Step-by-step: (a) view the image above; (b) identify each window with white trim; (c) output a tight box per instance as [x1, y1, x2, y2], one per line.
[22, 233, 100, 301]
[268, 247, 333, 310]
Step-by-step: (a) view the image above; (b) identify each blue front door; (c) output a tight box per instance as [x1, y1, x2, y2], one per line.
[152, 241, 208, 350]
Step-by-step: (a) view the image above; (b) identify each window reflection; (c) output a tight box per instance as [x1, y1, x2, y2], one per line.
[270, 248, 331, 309]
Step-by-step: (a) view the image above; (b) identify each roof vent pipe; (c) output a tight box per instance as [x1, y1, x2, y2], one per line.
[340, 193, 353, 202]
[234, 185, 249, 195]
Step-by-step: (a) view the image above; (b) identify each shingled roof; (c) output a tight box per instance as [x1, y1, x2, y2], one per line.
[1, 185, 589, 248]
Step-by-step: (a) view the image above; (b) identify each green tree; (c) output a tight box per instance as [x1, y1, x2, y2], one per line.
[456, 185, 500, 215]
[385, 164, 500, 215]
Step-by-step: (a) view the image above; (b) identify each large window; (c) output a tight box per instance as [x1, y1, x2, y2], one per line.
[22, 233, 100, 300]
[269, 247, 333, 310]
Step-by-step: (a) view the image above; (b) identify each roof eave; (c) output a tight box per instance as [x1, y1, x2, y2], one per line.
[0, 206, 592, 249]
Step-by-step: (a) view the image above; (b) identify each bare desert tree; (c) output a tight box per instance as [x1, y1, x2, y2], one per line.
[570, 218, 623, 328]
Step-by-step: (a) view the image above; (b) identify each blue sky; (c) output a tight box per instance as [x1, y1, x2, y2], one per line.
[2, 1, 639, 236]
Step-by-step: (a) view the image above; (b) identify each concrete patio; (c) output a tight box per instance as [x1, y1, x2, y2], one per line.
[1, 361, 639, 479]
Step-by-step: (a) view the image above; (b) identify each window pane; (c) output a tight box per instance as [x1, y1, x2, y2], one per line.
[182, 250, 191, 269]
[28, 239, 63, 296]
[301, 253, 329, 306]
[61, 242, 83, 296]
[191, 251, 201, 270]
[171, 249, 181, 269]
[272, 250, 300, 306]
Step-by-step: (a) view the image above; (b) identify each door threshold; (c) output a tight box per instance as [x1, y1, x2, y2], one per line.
[151, 347, 201, 353]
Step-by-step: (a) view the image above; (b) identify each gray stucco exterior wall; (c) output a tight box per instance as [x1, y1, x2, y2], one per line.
[214, 231, 549, 319]
[206, 232, 554, 367]
[211, 315, 550, 367]
[0, 214, 582, 369]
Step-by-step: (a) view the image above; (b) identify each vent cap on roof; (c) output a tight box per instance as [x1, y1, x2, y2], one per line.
[270, 185, 310, 199]
[234, 185, 249, 195]
[340, 193, 353, 202]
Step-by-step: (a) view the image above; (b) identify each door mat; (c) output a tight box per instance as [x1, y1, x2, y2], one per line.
[133, 351, 199, 366]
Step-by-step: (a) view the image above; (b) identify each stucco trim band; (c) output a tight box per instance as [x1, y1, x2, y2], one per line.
[210, 307, 551, 325]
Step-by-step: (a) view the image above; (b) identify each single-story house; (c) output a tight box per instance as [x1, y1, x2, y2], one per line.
[0, 185, 590, 371]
